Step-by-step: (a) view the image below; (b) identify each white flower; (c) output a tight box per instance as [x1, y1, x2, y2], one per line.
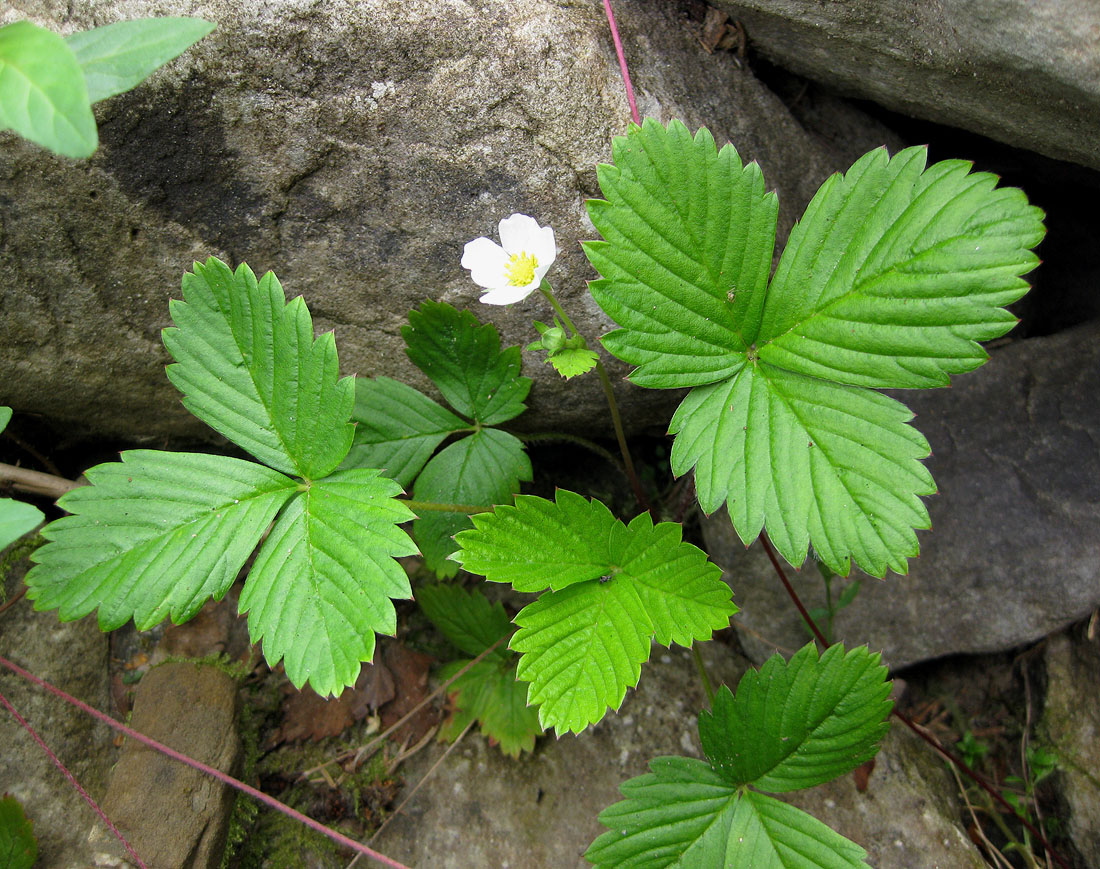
[461, 213, 557, 305]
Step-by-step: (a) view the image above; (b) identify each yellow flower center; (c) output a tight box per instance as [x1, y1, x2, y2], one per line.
[504, 252, 538, 287]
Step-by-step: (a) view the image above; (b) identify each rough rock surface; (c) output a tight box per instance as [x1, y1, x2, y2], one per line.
[373, 639, 749, 867]
[714, 0, 1100, 171]
[1041, 626, 1100, 867]
[0, 558, 114, 867]
[781, 723, 987, 869]
[89, 662, 242, 869]
[703, 321, 1100, 670]
[1, 0, 899, 446]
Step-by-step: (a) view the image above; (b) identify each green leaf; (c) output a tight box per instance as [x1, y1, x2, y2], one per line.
[0, 407, 11, 432]
[417, 582, 512, 661]
[586, 758, 868, 868]
[419, 584, 542, 756]
[65, 17, 214, 104]
[669, 362, 934, 576]
[412, 429, 531, 578]
[25, 450, 296, 629]
[583, 118, 777, 389]
[0, 794, 37, 869]
[454, 491, 736, 733]
[699, 644, 892, 792]
[240, 468, 416, 696]
[163, 258, 355, 479]
[437, 656, 543, 757]
[0, 499, 44, 551]
[403, 301, 531, 425]
[342, 377, 469, 487]
[757, 146, 1045, 388]
[0, 21, 97, 158]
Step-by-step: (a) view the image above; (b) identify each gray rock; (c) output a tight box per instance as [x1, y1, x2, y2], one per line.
[1, 0, 899, 446]
[781, 723, 987, 868]
[372, 638, 749, 868]
[714, 0, 1100, 171]
[703, 321, 1100, 670]
[1041, 626, 1100, 868]
[0, 558, 114, 867]
[89, 662, 242, 869]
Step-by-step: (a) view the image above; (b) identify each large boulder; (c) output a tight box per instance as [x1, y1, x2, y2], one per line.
[0, 0, 899, 446]
[714, 0, 1100, 171]
[703, 321, 1100, 670]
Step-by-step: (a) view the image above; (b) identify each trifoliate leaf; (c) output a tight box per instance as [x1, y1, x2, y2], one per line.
[584, 118, 777, 389]
[757, 147, 1045, 388]
[0, 794, 37, 869]
[343, 377, 469, 487]
[0, 499, 44, 552]
[403, 301, 531, 426]
[585, 120, 1043, 576]
[454, 491, 736, 733]
[419, 584, 542, 756]
[699, 644, 892, 792]
[412, 429, 531, 578]
[417, 583, 512, 661]
[241, 468, 416, 696]
[163, 258, 354, 480]
[669, 363, 934, 576]
[65, 17, 214, 104]
[25, 450, 296, 629]
[586, 758, 869, 868]
[0, 21, 96, 158]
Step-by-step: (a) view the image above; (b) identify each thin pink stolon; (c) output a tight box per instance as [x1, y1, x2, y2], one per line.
[602, 0, 640, 124]
[0, 687, 148, 867]
[0, 654, 411, 869]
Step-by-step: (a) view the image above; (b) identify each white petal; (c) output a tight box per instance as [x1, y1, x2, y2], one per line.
[498, 213, 548, 256]
[527, 224, 557, 268]
[461, 237, 509, 289]
[479, 284, 537, 305]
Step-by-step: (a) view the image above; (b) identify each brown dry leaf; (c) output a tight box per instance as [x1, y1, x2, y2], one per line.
[852, 757, 876, 793]
[279, 685, 356, 743]
[378, 641, 438, 745]
[349, 660, 396, 720]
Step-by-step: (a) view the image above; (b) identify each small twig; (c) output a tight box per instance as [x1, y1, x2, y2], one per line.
[0, 584, 27, 616]
[0, 461, 81, 499]
[1, 429, 62, 477]
[361, 720, 475, 859]
[300, 634, 509, 780]
[0, 687, 147, 867]
[949, 760, 1013, 869]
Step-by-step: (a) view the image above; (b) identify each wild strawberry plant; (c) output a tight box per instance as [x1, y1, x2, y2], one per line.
[15, 117, 1044, 865]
